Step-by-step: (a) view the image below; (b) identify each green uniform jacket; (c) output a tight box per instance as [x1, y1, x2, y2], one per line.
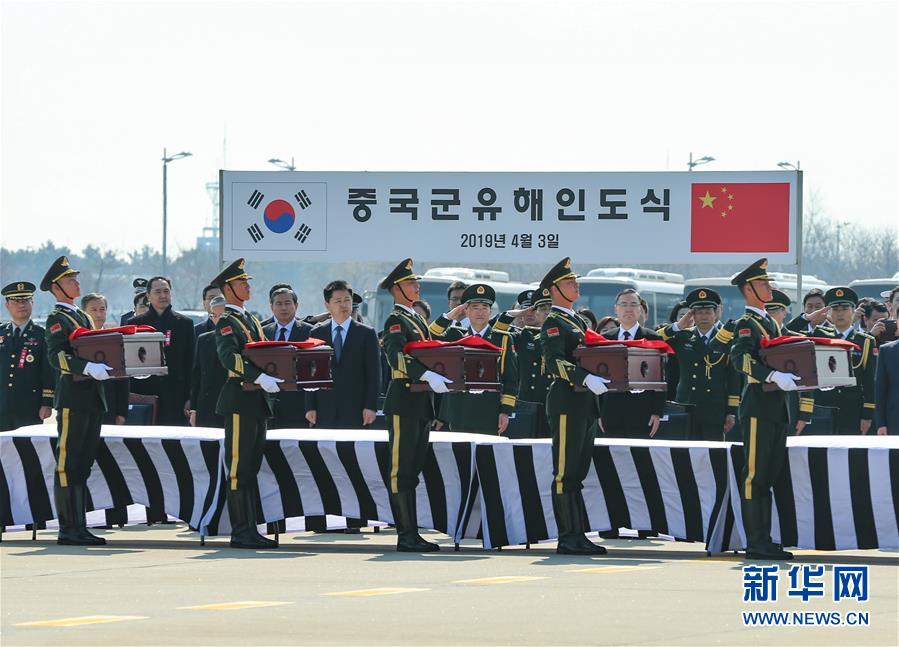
[812, 327, 877, 430]
[428, 314, 518, 430]
[44, 305, 106, 412]
[728, 310, 790, 424]
[382, 305, 434, 420]
[214, 307, 273, 418]
[1, 320, 56, 416]
[540, 308, 599, 420]
[659, 323, 741, 426]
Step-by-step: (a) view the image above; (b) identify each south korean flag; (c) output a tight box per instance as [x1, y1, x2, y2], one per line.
[233, 181, 327, 252]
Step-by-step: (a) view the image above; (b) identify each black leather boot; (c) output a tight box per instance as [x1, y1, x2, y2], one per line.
[573, 492, 606, 555]
[228, 489, 274, 549]
[761, 496, 793, 559]
[391, 491, 439, 552]
[553, 492, 597, 555]
[72, 485, 106, 545]
[55, 485, 84, 545]
[743, 498, 787, 560]
[248, 486, 278, 548]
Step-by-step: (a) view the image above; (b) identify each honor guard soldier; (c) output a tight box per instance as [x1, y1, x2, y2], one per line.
[41, 256, 111, 545]
[765, 289, 816, 435]
[540, 258, 610, 555]
[659, 288, 742, 441]
[212, 259, 280, 549]
[1, 282, 55, 431]
[428, 283, 518, 435]
[727, 258, 797, 560]
[813, 287, 877, 435]
[380, 258, 451, 552]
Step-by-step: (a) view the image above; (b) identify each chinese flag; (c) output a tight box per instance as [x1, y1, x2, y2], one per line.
[690, 183, 790, 252]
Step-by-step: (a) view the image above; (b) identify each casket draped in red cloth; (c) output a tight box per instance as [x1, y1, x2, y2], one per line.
[245, 339, 326, 350]
[69, 324, 157, 341]
[582, 328, 674, 354]
[760, 335, 860, 352]
[403, 335, 502, 354]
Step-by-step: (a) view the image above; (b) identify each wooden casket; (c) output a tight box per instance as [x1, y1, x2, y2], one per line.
[409, 346, 501, 392]
[760, 339, 856, 392]
[572, 344, 667, 392]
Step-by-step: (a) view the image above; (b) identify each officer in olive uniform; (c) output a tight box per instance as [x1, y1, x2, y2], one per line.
[428, 284, 518, 435]
[212, 258, 279, 549]
[765, 289, 816, 434]
[659, 288, 742, 441]
[540, 258, 610, 555]
[813, 287, 877, 435]
[726, 258, 798, 560]
[41, 256, 110, 546]
[1, 282, 55, 431]
[380, 258, 451, 552]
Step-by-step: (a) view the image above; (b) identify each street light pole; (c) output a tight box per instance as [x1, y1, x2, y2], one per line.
[161, 148, 192, 274]
[268, 157, 296, 171]
[688, 152, 715, 171]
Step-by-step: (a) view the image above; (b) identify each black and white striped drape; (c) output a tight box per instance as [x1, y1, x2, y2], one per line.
[0, 426, 222, 534]
[717, 436, 899, 552]
[474, 438, 732, 549]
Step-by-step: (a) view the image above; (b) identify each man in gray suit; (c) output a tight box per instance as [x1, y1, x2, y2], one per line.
[875, 339, 898, 435]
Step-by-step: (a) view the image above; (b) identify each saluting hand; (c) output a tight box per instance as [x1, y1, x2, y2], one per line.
[806, 307, 829, 326]
[676, 310, 694, 330]
[446, 303, 469, 322]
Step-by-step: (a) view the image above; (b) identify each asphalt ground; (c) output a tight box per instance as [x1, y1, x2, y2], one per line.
[1, 524, 896, 646]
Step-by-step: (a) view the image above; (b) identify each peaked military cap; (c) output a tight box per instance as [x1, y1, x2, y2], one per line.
[132, 278, 148, 294]
[2, 281, 36, 300]
[379, 258, 421, 290]
[517, 289, 534, 308]
[824, 286, 858, 307]
[211, 258, 252, 289]
[539, 257, 579, 290]
[532, 286, 552, 307]
[462, 283, 495, 305]
[40, 255, 80, 292]
[730, 258, 771, 287]
[765, 289, 791, 311]
[352, 292, 363, 310]
[685, 287, 721, 308]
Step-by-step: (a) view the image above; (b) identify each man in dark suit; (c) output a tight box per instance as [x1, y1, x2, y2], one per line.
[600, 288, 665, 439]
[128, 276, 195, 427]
[189, 295, 227, 428]
[305, 280, 381, 429]
[194, 284, 222, 339]
[875, 339, 898, 435]
[262, 287, 312, 429]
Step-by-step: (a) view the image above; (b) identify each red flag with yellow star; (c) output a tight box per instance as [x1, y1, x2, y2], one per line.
[690, 183, 790, 252]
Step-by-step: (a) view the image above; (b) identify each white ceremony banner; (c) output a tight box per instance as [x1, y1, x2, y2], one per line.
[220, 170, 800, 264]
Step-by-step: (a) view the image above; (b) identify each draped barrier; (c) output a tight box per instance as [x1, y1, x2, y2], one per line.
[2, 426, 897, 552]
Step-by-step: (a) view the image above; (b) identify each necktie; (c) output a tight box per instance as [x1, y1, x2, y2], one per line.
[278, 326, 287, 342]
[622, 330, 631, 340]
[333, 325, 344, 363]
[13, 327, 21, 342]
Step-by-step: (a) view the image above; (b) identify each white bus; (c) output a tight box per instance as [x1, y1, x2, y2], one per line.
[684, 273, 829, 323]
[362, 267, 535, 330]
[849, 276, 899, 301]
[579, 268, 685, 327]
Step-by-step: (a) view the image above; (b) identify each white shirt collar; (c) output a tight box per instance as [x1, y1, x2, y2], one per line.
[275, 318, 295, 334]
[551, 305, 576, 316]
[331, 318, 350, 334]
[395, 303, 418, 316]
[745, 305, 769, 319]
[55, 301, 78, 312]
[619, 322, 640, 340]
[470, 324, 490, 337]
[225, 304, 246, 315]
[835, 326, 853, 338]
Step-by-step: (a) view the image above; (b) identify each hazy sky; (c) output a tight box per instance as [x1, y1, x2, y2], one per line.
[2, 0, 897, 256]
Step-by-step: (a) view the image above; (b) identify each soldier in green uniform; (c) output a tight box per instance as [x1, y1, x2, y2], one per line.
[540, 258, 610, 555]
[727, 258, 797, 560]
[380, 258, 451, 552]
[41, 256, 110, 545]
[659, 288, 741, 441]
[812, 287, 877, 435]
[427, 283, 518, 435]
[211, 258, 280, 549]
[1, 282, 55, 431]
[765, 289, 816, 435]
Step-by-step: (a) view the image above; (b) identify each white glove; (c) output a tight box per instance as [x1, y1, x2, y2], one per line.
[84, 362, 113, 381]
[768, 371, 800, 392]
[583, 373, 611, 395]
[421, 369, 453, 394]
[254, 373, 284, 393]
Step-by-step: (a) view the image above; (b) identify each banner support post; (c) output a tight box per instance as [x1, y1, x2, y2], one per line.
[796, 170, 804, 300]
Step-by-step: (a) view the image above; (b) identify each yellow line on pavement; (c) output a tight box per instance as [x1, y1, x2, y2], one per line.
[323, 587, 428, 597]
[566, 565, 661, 574]
[16, 615, 146, 628]
[178, 601, 292, 611]
[452, 576, 548, 585]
